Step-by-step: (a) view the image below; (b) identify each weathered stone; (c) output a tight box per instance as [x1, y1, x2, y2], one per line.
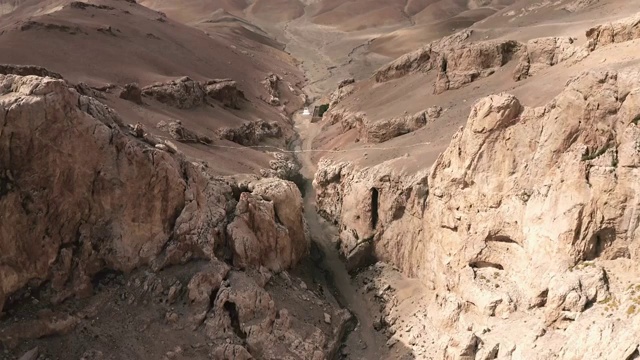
[227, 178, 309, 272]
[586, 13, 640, 51]
[119, 82, 143, 104]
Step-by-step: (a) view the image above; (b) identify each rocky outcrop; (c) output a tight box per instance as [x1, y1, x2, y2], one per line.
[315, 70, 640, 358]
[0, 64, 63, 78]
[434, 40, 521, 94]
[374, 30, 472, 83]
[323, 106, 442, 143]
[586, 13, 640, 51]
[513, 37, 589, 81]
[0, 74, 190, 311]
[373, 31, 520, 94]
[262, 73, 280, 106]
[363, 107, 442, 143]
[329, 81, 355, 109]
[260, 152, 302, 184]
[314, 159, 429, 270]
[118, 82, 142, 104]
[227, 178, 309, 272]
[0, 74, 309, 313]
[203, 79, 245, 109]
[218, 120, 282, 146]
[142, 76, 245, 109]
[204, 271, 341, 359]
[142, 76, 207, 109]
[156, 120, 213, 144]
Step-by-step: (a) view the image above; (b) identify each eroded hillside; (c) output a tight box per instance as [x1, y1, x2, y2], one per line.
[2, 0, 640, 359]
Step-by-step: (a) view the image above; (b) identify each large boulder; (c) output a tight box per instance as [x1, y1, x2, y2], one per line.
[142, 76, 207, 109]
[374, 30, 472, 83]
[226, 178, 309, 272]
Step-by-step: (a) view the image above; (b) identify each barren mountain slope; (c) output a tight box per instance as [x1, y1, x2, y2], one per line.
[0, 0, 305, 176]
[3, 0, 640, 359]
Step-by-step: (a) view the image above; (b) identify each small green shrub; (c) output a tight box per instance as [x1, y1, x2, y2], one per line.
[318, 104, 330, 117]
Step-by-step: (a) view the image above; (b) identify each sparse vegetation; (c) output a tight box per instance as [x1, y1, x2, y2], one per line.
[632, 114, 640, 125]
[627, 305, 636, 315]
[318, 104, 330, 117]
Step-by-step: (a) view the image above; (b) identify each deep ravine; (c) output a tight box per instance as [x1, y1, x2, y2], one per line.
[291, 112, 387, 359]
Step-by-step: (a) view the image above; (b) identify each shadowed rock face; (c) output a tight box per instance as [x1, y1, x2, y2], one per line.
[0, 73, 308, 314]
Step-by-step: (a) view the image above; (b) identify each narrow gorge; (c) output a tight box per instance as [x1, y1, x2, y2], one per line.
[2, 0, 640, 360]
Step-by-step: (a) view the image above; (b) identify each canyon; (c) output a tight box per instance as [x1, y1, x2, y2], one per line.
[1, 0, 640, 359]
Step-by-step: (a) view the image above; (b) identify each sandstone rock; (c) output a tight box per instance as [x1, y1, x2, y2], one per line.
[363, 110, 429, 143]
[374, 31, 520, 93]
[434, 40, 521, 94]
[203, 79, 245, 109]
[329, 82, 355, 108]
[314, 158, 429, 271]
[142, 76, 206, 109]
[164, 167, 231, 267]
[586, 13, 640, 51]
[323, 105, 442, 144]
[119, 82, 143, 104]
[227, 178, 309, 272]
[513, 37, 589, 81]
[218, 120, 282, 146]
[141, 76, 246, 109]
[157, 120, 213, 144]
[444, 333, 480, 360]
[338, 78, 355, 88]
[563, 0, 599, 12]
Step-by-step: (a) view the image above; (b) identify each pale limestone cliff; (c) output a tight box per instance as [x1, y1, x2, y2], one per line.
[314, 69, 640, 358]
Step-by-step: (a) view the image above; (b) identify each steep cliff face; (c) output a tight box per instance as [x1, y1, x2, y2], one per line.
[0, 74, 309, 314]
[314, 69, 640, 357]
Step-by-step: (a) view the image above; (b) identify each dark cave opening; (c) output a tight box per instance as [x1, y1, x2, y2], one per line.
[224, 301, 247, 340]
[370, 188, 379, 230]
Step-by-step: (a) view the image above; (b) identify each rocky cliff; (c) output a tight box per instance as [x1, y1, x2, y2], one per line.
[0, 73, 316, 355]
[314, 69, 640, 358]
